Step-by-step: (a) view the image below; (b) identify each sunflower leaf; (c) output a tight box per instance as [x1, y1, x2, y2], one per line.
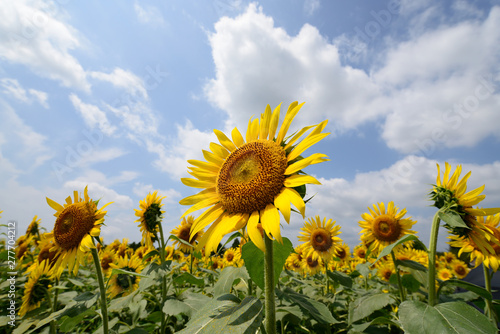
[214, 266, 249, 297]
[373, 234, 427, 266]
[437, 279, 492, 301]
[438, 210, 470, 230]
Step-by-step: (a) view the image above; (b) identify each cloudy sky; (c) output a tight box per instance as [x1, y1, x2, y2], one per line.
[1, 0, 499, 252]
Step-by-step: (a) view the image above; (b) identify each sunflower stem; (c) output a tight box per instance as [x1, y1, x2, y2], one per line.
[157, 222, 168, 334]
[483, 264, 498, 325]
[391, 250, 406, 302]
[91, 248, 109, 334]
[264, 235, 277, 334]
[44, 288, 56, 334]
[428, 210, 441, 306]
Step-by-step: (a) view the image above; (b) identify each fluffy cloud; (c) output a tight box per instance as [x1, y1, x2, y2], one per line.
[89, 68, 148, 100]
[69, 94, 117, 136]
[0, 1, 90, 91]
[0, 78, 48, 108]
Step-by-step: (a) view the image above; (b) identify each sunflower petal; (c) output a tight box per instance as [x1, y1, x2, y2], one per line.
[260, 204, 282, 243]
[231, 127, 245, 147]
[248, 211, 265, 251]
[179, 188, 217, 206]
[188, 159, 221, 173]
[46, 197, 64, 212]
[268, 103, 281, 140]
[246, 118, 260, 142]
[276, 102, 304, 144]
[214, 129, 237, 152]
[181, 178, 215, 189]
[190, 204, 225, 239]
[260, 104, 272, 140]
[274, 189, 291, 223]
[287, 132, 329, 162]
[284, 174, 321, 187]
[284, 153, 330, 175]
[181, 195, 220, 218]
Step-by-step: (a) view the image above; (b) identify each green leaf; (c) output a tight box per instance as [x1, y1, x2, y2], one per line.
[176, 295, 263, 334]
[168, 234, 194, 248]
[58, 309, 96, 332]
[439, 210, 470, 229]
[281, 287, 339, 324]
[327, 270, 353, 288]
[163, 299, 194, 317]
[438, 279, 492, 301]
[350, 316, 400, 333]
[241, 238, 293, 290]
[399, 300, 497, 334]
[67, 277, 84, 287]
[355, 262, 371, 278]
[214, 266, 250, 296]
[180, 291, 213, 316]
[373, 234, 427, 265]
[401, 274, 422, 293]
[173, 272, 205, 287]
[396, 259, 428, 272]
[348, 293, 396, 325]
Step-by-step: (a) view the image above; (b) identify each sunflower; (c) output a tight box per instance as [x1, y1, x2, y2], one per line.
[285, 245, 305, 272]
[179, 102, 330, 253]
[359, 202, 416, 254]
[449, 213, 500, 271]
[115, 238, 132, 258]
[450, 259, 470, 279]
[430, 163, 500, 242]
[19, 261, 52, 316]
[135, 191, 166, 248]
[353, 244, 368, 261]
[335, 242, 350, 262]
[301, 254, 323, 276]
[376, 262, 395, 282]
[298, 216, 342, 263]
[171, 216, 204, 253]
[99, 247, 117, 276]
[108, 255, 145, 298]
[45, 186, 111, 276]
[437, 267, 453, 281]
[26, 234, 59, 274]
[26, 216, 42, 238]
[222, 247, 242, 267]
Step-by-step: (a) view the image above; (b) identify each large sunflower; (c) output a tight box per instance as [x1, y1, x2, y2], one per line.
[171, 216, 204, 253]
[135, 191, 166, 248]
[359, 202, 416, 254]
[46, 186, 111, 276]
[180, 102, 330, 252]
[298, 216, 342, 262]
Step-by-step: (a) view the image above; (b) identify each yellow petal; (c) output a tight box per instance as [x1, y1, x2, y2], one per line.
[274, 189, 291, 223]
[231, 127, 245, 147]
[202, 150, 224, 166]
[287, 132, 329, 162]
[188, 159, 221, 173]
[210, 142, 229, 159]
[46, 197, 64, 212]
[276, 102, 304, 144]
[181, 178, 214, 189]
[181, 195, 220, 218]
[214, 129, 236, 152]
[284, 174, 321, 187]
[268, 103, 281, 140]
[190, 204, 225, 238]
[260, 203, 282, 243]
[260, 104, 272, 140]
[247, 211, 265, 252]
[284, 153, 329, 175]
[246, 118, 259, 142]
[179, 188, 217, 205]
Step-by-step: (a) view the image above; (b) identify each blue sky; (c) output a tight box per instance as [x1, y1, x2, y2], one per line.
[1, 0, 500, 252]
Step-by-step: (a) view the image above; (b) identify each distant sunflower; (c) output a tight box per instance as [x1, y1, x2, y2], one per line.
[359, 202, 416, 254]
[222, 247, 242, 267]
[298, 216, 342, 262]
[376, 262, 395, 282]
[46, 186, 112, 276]
[26, 216, 41, 238]
[26, 234, 59, 275]
[353, 244, 368, 261]
[180, 102, 330, 253]
[301, 254, 323, 276]
[99, 247, 117, 276]
[285, 245, 305, 272]
[135, 191, 166, 248]
[19, 261, 52, 316]
[171, 216, 204, 253]
[108, 256, 145, 298]
[334, 242, 350, 262]
[451, 259, 470, 279]
[437, 267, 453, 281]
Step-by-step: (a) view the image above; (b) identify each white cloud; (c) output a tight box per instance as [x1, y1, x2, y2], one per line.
[134, 3, 165, 27]
[89, 67, 148, 99]
[0, 78, 49, 108]
[132, 182, 181, 205]
[204, 3, 382, 134]
[77, 147, 128, 167]
[69, 94, 117, 136]
[0, 1, 90, 91]
[304, 0, 320, 16]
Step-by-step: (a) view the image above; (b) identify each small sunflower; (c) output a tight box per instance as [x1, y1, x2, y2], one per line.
[171, 216, 204, 253]
[334, 242, 350, 262]
[135, 191, 166, 248]
[376, 262, 395, 282]
[108, 255, 145, 298]
[353, 244, 368, 261]
[301, 254, 323, 276]
[26, 234, 59, 274]
[359, 202, 416, 254]
[115, 238, 132, 258]
[26, 216, 42, 238]
[180, 102, 330, 253]
[222, 247, 242, 267]
[451, 259, 470, 279]
[99, 247, 117, 276]
[298, 216, 342, 262]
[437, 267, 453, 281]
[46, 186, 112, 276]
[19, 261, 52, 317]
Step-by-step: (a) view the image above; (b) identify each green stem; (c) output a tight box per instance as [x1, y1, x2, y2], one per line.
[264, 235, 276, 334]
[44, 289, 56, 334]
[325, 265, 329, 296]
[157, 223, 168, 334]
[91, 248, 109, 334]
[483, 264, 498, 325]
[428, 211, 441, 306]
[391, 251, 406, 302]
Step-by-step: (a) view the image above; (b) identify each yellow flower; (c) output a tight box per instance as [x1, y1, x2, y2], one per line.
[359, 202, 416, 254]
[298, 216, 342, 263]
[46, 186, 112, 276]
[353, 244, 368, 261]
[450, 259, 470, 279]
[19, 261, 52, 316]
[26, 216, 41, 237]
[171, 216, 204, 253]
[134, 191, 166, 248]
[301, 253, 323, 276]
[376, 262, 395, 282]
[180, 102, 330, 253]
[222, 247, 242, 267]
[334, 242, 350, 262]
[99, 247, 117, 276]
[437, 267, 453, 281]
[108, 255, 145, 298]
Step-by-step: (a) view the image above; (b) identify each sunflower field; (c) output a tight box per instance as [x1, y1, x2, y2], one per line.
[1, 102, 500, 333]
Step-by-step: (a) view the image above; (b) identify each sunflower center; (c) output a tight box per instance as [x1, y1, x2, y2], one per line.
[372, 215, 402, 242]
[53, 202, 96, 250]
[306, 256, 319, 268]
[454, 265, 466, 276]
[178, 227, 191, 242]
[336, 248, 346, 260]
[226, 253, 234, 262]
[311, 229, 333, 252]
[116, 266, 137, 289]
[217, 140, 287, 214]
[101, 256, 113, 270]
[382, 269, 392, 281]
[32, 276, 51, 304]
